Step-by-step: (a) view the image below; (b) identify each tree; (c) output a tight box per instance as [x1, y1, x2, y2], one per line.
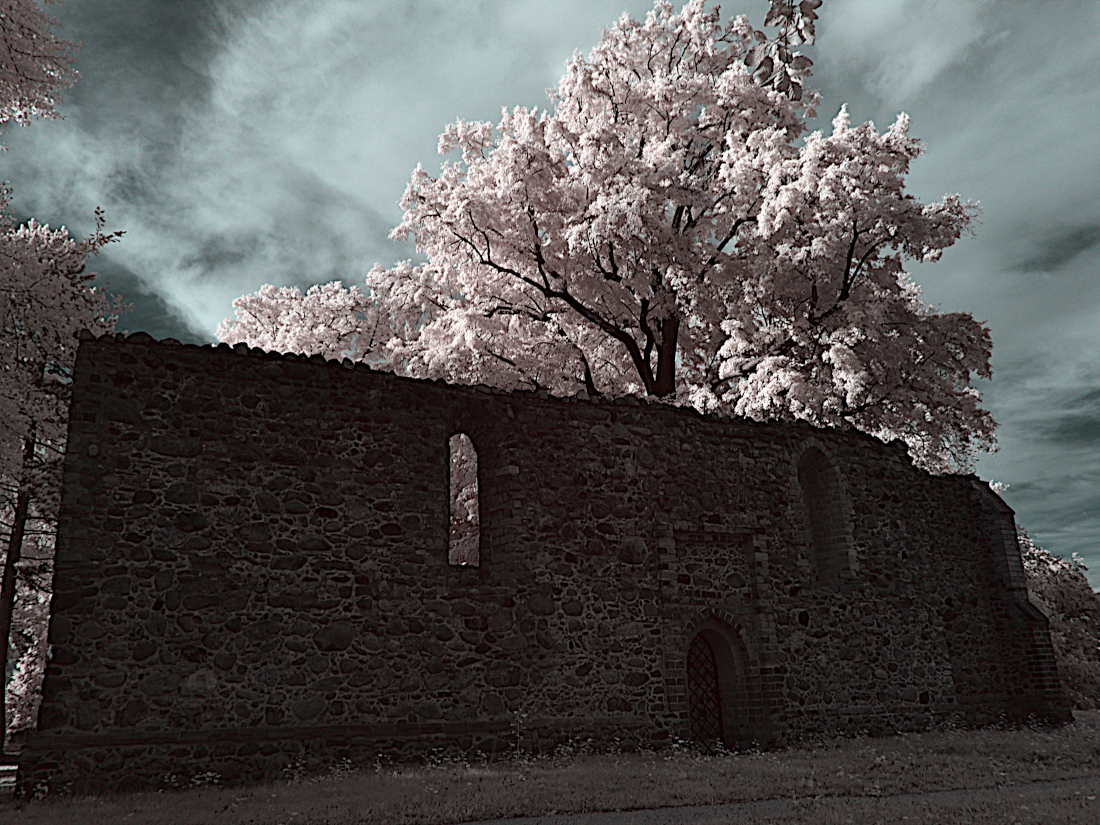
[448, 433, 479, 566]
[0, 0, 131, 752]
[220, 0, 991, 477]
[0, 203, 129, 750]
[990, 483, 1100, 712]
[214, 278, 426, 371]
[0, 0, 80, 141]
[1, 510, 49, 743]
[1021, 529, 1100, 711]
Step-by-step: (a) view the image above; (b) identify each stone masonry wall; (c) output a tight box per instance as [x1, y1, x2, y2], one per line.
[17, 331, 1073, 799]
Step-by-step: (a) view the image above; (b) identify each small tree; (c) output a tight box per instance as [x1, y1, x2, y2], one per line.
[1020, 530, 1100, 711]
[0, 203, 130, 749]
[0, 0, 132, 751]
[990, 482, 1100, 712]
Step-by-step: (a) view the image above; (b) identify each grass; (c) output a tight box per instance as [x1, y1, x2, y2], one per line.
[4, 710, 1100, 825]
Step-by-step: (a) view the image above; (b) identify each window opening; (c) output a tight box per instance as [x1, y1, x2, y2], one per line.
[448, 432, 479, 566]
[798, 448, 844, 586]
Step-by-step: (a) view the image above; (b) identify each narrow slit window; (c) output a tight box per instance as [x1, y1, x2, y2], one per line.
[448, 432, 479, 567]
[798, 448, 844, 586]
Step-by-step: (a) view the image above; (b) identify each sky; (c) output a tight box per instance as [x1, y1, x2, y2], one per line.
[2, 0, 1098, 589]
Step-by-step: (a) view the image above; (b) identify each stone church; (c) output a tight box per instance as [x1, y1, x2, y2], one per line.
[17, 331, 1072, 798]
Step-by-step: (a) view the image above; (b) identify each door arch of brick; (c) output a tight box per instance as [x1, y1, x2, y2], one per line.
[684, 617, 767, 752]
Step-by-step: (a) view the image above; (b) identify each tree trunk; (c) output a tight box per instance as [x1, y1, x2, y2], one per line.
[0, 427, 36, 756]
[651, 315, 680, 397]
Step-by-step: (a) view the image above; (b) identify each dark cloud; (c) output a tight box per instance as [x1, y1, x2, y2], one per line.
[180, 232, 263, 273]
[1015, 224, 1100, 274]
[1068, 387, 1100, 407]
[994, 469, 1100, 570]
[1031, 413, 1100, 446]
[86, 261, 212, 346]
[49, 1, 220, 131]
[173, 157, 419, 287]
[1012, 379, 1100, 446]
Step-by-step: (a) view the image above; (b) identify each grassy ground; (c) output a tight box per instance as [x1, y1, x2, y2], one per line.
[3, 710, 1099, 825]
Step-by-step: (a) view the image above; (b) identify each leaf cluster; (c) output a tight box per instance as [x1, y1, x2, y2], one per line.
[745, 0, 821, 100]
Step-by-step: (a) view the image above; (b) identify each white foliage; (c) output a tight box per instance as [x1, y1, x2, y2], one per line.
[1, 202, 129, 511]
[0, 0, 79, 135]
[218, 0, 994, 475]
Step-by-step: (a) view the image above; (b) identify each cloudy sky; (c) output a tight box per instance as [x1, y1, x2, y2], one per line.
[2, 0, 1098, 588]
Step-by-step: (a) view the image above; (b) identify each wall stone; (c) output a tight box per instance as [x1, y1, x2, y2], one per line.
[17, 331, 1073, 799]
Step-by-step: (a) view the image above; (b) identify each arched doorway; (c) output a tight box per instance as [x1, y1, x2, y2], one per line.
[685, 620, 768, 752]
[686, 632, 724, 752]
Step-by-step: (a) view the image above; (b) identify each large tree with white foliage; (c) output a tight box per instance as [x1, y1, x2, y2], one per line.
[220, 1, 1091, 710]
[220, 0, 993, 476]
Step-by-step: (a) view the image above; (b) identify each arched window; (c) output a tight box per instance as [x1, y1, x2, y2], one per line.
[797, 447, 846, 587]
[448, 432, 479, 567]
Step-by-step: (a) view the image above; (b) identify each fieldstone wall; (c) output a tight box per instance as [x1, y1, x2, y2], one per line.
[17, 331, 1072, 799]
